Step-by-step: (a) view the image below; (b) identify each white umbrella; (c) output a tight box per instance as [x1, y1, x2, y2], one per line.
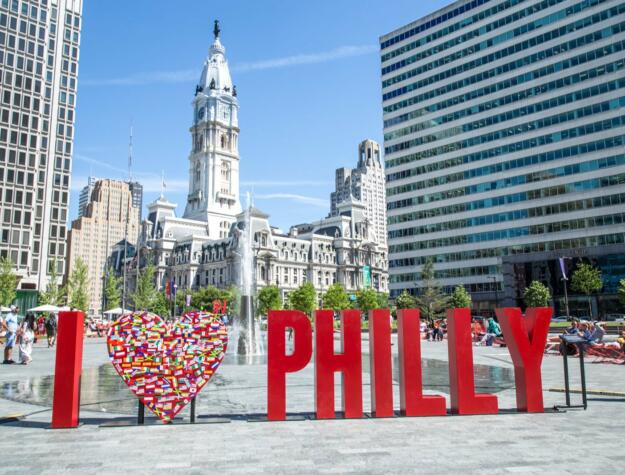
[0, 306, 11, 312]
[28, 304, 61, 312]
[103, 307, 132, 316]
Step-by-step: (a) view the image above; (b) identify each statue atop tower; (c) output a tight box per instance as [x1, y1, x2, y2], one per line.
[183, 21, 241, 239]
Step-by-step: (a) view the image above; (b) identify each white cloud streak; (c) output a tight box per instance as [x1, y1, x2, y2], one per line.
[80, 44, 377, 86]
[241, 179, 328, 187]
[254, 193, 327, 208]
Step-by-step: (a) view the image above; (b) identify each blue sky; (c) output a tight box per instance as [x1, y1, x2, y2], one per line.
[72, 0, 451, 230]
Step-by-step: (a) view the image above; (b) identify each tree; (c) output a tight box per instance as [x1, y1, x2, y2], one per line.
[322, 283, 350, 312]
[257, 286, 282, 316]
[103, 267, 122, 310]
[376, 292, 389, 309]
[151, 292, 171, 317]
[39, 259, 65, 305]
[0, 257, 16, 307]
[619, 279, 625, 310]
[131, 263, 158, 311]
[67, 257, 89, 313]
[191, 286, 224, 311]
[571, 262, 602, 318]
[450, 285, 472, 309]
[395, 290, 416, 309]
[523, 281, 551, 308]
[288, 282, 317, 316]
[355, 288, 379, 317]
[414, 259, 448, 321]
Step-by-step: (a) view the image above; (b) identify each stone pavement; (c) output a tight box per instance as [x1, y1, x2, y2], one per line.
[0, 336, 624, 474]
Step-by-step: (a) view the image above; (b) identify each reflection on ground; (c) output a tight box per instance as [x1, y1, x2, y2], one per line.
[0, 352, 514, 416]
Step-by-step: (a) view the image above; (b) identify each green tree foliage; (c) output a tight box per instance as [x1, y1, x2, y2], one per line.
[415, 259, 449, 321]
[0, 257, 17, 306]
[618, 279, 625, 310]
[131, 263, 158, 311]
[151, 292, 171, 317]
[376, 292, 389, 309]
[395, 290, 416, 309]
[571, 262, 603, 318]
[450, 285, 472, 309]
[523, 281, 551, 308]
[190, 286, 225, 311]
[257, 285, 282, 316]
[103, 267, 122, 310]
[39, 260, 65, 305]
[322, 283, 350, 312]
[355, 288, 379, 317]
[67, 257, 89, 312]
[288, 282, 317, 316]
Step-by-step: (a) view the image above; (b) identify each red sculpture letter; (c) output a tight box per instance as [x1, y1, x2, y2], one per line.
[496, 307, 552, 412]
[447, 308, 498, 415]
[267, 310, 312, 421]
[368, 308, 394, 417]
[397, 309, 446, 416]
[51, 311, 85, 428]
[315, 309, 363, 419]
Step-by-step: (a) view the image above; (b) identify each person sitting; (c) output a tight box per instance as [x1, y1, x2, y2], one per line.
[477, 318, 502, 346]
[590, 322, 606, 343]
[565, 320, 579, 335]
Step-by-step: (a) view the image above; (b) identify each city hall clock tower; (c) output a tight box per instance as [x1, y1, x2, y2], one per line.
[183, 21, 241, 239]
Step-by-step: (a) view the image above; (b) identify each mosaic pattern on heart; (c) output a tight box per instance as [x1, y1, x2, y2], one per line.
[107, 311, 228, 422]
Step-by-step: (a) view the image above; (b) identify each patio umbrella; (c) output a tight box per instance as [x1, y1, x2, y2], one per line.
[28, 304, 61, 312]
[103, 307, 132, 316]
[0, 306, 11, 312]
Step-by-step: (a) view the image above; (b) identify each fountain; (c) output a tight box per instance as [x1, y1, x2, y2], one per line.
[230, 193, 265, 361]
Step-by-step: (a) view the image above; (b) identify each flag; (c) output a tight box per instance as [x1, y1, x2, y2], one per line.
[559, 258, 567, 280]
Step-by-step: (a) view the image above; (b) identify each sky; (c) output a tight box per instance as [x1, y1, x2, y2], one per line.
[72, 0, 451, 230]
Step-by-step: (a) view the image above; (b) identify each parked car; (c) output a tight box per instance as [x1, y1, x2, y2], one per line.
[605, 314, 625, 322]
[551, 316, 570, 323]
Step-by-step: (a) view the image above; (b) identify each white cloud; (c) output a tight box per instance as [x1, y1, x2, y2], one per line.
[254, 193, 327, 208]
[80, 44, 378, 86]
[241, 179, 328, 187]
[232, 44, 378, 73]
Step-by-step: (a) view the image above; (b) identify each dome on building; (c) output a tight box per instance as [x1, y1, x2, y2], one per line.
[198, 21, 233, 94]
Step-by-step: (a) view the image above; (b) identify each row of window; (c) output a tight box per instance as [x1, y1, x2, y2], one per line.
[383, 7, 624, 101]
[383, 0, 570, 72]
[386, 132, 625, 186]
[381, 0, 494, 50]
[383, 29, 625, 115]
[387, 111, 625, 169]
[388, 172, 625, 224]
[383, 0, 601, 83]
[1, 0, 48, 21]
[387, 92, 625, 155]
[385, 75, 624, 143]
[389, 210, 625, 253]
[391, 265, 499, 283]
[388, 153, 625, 209]
[384, 57, 624, 129]
[389, 190, 625, 239]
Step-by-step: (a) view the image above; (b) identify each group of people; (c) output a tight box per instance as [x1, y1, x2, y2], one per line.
[563, 320, 625, 352]
[1, 306, 58, 365]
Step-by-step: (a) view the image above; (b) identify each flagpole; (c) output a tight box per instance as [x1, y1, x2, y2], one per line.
[122, 123, 133, 312]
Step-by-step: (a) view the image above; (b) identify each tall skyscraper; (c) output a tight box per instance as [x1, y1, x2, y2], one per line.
[78, 175, 97, 217]
[330, 139, 387, 247]
[382, 0, 625, 315]
[66, 179, 141, 315]
[183, 20, 241, 239]
[0, 0, 82, 300]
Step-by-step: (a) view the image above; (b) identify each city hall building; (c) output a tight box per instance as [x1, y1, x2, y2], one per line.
[382, 0, 625, 316]
[137, 23, 388, 304]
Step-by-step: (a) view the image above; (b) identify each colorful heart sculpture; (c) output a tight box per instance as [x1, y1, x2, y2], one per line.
[107, 311, 228, 423]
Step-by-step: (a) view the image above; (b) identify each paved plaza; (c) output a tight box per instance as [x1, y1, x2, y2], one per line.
[0, 335, 623, 474]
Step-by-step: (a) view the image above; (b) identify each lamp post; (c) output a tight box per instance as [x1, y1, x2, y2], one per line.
[560, 256, 572, 318]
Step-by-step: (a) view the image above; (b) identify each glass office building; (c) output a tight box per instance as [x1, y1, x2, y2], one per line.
[381, 0, 625, 316]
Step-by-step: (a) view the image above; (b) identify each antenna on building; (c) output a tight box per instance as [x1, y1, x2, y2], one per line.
[128, 122, 134, 182]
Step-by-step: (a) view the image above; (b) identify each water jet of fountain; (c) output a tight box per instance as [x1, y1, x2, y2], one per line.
[230, 192, 265, 362]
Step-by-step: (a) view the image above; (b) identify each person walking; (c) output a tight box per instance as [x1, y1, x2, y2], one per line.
[3, 305, 19, 364]
[45, 313, 58, 348]
[18, 313, 36, 365]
